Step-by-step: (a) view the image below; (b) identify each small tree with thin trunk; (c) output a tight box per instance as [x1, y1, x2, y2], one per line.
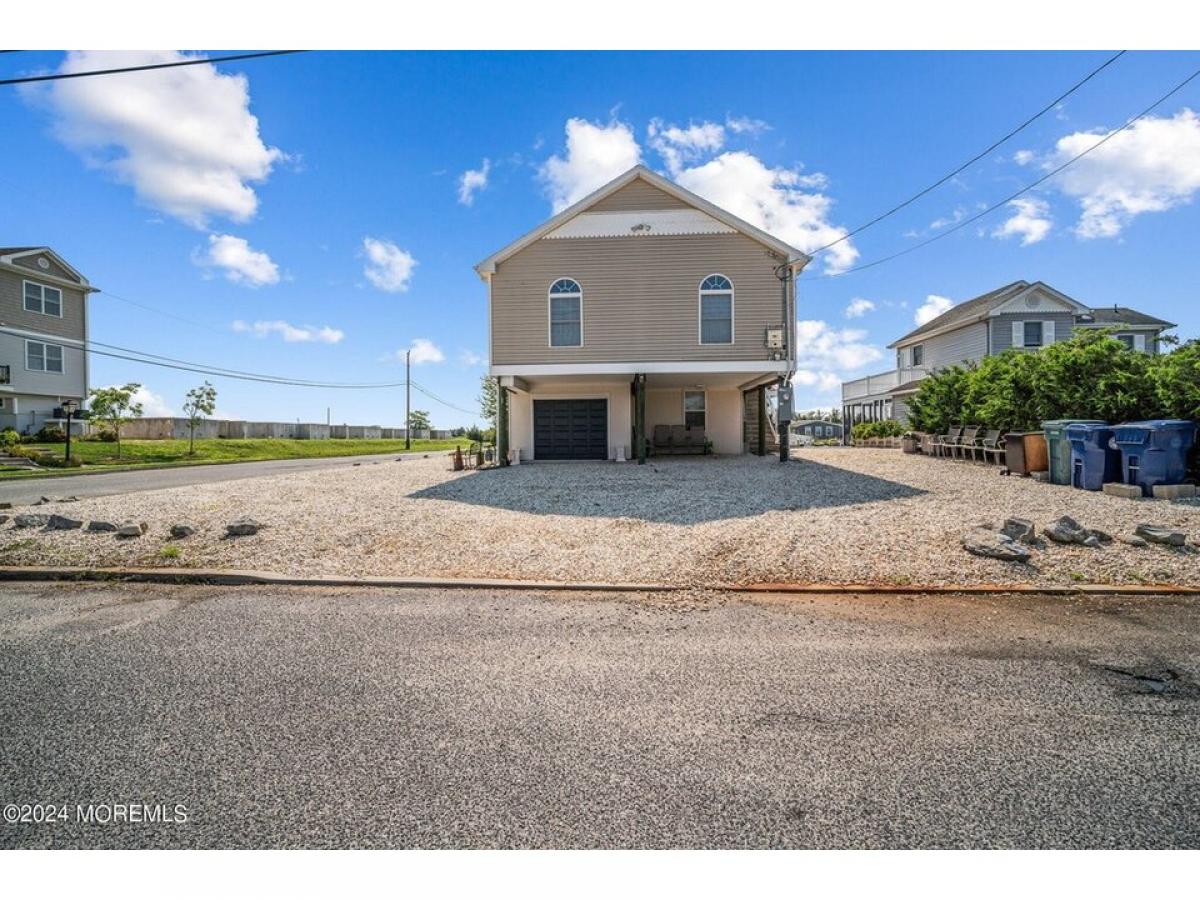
[408, 410, 432, 432]
[182, 381, 217, 456]
[87, 383, 143, 459]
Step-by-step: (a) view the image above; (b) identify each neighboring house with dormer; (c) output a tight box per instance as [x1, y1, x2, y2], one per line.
[0, 247, 95, 434]
[840, 280, 1176, 427]
[476, 166, 810, 462]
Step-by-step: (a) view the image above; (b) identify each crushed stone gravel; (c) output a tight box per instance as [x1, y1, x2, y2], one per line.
[1, 449, 1198, 587]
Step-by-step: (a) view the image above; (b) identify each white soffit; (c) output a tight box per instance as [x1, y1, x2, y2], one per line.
[543, 209, 737, 240]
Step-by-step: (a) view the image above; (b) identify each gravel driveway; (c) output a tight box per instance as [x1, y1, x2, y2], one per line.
[1, 449, 1198, 587]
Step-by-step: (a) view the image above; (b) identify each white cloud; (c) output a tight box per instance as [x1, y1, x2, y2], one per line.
[231, 319, 344, 344]
[647, 119, 726, 176]
[196, 234, 280, 287]
[458, 349, 486, 367]
[387, 337, 446, 366]
[844, 298, 876, 319]
[791, 369, 843, 394]
[457, 158, 491, 206]
[675, 152, 856, 273]
[1046, 108, 1200, 238]
[539, 118, 642, 212]
[101, 384, 173, 418]
[1013, 149, 1036, 166]
[794, 320, 883, 372]
[914, 294, 955, 326]
[30, 51, 282, 228]
[362, 237, 417, 293]
[726, 115, 770, 136]
[992, 197, 1053, 245]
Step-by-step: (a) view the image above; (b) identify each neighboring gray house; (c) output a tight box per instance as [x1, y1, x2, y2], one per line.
[477, 166, 810, 461]
[841, 280, 1175, 427]
[790, 419, 843, 441]
[0, 247, 95, 434]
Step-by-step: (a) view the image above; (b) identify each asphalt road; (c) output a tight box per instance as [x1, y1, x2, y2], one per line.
[1, 583, 1198, 849]
[0, 452, 431, 506]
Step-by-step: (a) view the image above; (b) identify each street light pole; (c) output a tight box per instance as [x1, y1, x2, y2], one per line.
[62, 399, 78, 463]
[405, 349, 411, 450]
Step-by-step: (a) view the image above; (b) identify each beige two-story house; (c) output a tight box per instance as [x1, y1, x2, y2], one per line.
[841, 279, 1176, 427]
[0, 247, 95, 434]
[476, 166, 810, 462]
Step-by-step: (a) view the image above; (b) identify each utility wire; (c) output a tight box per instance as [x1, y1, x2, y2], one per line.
[410, 380, 480, 417]
[97, 289, 230, 336]
[801, 62, 1200, 282]
[811, 50, 1127, 256]
[0, 50, 307, 86]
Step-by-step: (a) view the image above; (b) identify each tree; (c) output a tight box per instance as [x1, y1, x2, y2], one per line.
[182, 381, 217, 456]
[1150, 339, 1200, 420]
[88, 383, 143, 459]
[478, 375, 498, 424]
[408, 410, 432, 432]
[1032, 329, 1161, 423]
[906, 364, 971, 435]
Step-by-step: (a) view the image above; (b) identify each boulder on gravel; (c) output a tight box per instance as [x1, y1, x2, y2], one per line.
[1134, 524, 1186, 547]
[13, 513, 49, 529]
[47, 514, 83, 530]
[0, 501, 12, 510]
[1121, 534, 1149, 548]
[226, 518, 262, 537]
[962, 527, 1032, 562]
[169, 524, 197, 539]
[1043, 516, 1089, 544]
[1001, 517, 1037, 544]
[0, 514, 8, 525]
[116, 522, 148, 538]
[86, 520, 118, 533]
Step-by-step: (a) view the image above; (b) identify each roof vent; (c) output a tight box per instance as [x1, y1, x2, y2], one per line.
[37, 257, 49, 270]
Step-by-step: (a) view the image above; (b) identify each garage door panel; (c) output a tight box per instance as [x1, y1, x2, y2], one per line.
[534, 399, 607, 460]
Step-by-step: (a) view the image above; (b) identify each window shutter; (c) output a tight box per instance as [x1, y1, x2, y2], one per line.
[1134, 333, 1146, 352]
[1012, 321, 1024, 348]
[1043, 320, 1055, 345]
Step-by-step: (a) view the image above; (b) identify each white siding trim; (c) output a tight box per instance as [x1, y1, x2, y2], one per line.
[544, 209, 736, 239]
[491, 361, 789, 377]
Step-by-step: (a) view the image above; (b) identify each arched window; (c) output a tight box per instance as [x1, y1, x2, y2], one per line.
[549, 278, 582, 347]
[699, 274, 733, 344]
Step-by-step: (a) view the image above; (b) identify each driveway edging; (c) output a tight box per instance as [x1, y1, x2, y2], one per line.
[1, 566, 1198, 595]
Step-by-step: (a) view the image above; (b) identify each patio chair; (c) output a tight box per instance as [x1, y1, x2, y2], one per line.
[979, 430, 1006, 466]
[952, 426, 980, 460]
[932, 425, 962, 459]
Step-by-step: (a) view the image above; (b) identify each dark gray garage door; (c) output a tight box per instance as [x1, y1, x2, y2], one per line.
[533, 399, 608, 460]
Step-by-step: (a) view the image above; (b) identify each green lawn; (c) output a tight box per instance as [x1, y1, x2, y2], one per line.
[1, 437, 474, 480]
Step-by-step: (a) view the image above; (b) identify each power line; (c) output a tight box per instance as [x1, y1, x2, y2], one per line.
[97, 289, 230, 336]
[410, 380, 479, 417]
[0, 50, 307, 86]
[810, 50, 1127, 256]
[801, 61, 1200, 282]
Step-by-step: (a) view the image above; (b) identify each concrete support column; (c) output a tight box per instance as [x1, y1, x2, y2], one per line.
[634, 374, 646, 465]
[756, 385, 767, 457]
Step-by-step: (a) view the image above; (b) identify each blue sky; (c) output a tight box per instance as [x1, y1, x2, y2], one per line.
[2, 50, 1199, 425]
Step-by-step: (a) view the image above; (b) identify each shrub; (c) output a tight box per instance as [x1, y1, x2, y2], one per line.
[1032, 329, 1162, 423]
[93, 429, 118, 442]
[34, 424, 66, 443]
[40, 454, 82, 468]
[8, 446, 44, 461]
[959, 351, 1043, 432]
[1150, 339, 1200, 421]
[907, 364, 972, 435]
[0, 428, 20, 449]
[851, 420, 905, 441]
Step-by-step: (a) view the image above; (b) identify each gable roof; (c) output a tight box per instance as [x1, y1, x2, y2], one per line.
[1080, 305, 1175, 329]
[0, 246, 93, 289]
[474, 165, 811, 279]
[888, 281, 1029, 348]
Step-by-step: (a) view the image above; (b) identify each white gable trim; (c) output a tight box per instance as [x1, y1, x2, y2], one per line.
[474, 166, 810, 279]
[990, 283, 1089, 316]
[0, 247, 91, 288]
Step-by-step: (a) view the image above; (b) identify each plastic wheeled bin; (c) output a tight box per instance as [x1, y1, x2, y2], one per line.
[1110, 420, 1197, 496]
[1065, 423, 1121, 490]
[1042, 419, 1106, 485]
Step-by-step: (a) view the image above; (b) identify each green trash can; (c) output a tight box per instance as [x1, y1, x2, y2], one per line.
[1042, 419, 1105, 485]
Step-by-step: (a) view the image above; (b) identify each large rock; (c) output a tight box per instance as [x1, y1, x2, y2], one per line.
[962, 527, 1032, 562]
[13, 513, 49, 529]
[1043, 516, 1090, 544]
[87, 520, 118, 533]
[226, 519, 262, 537]
[169, 524, 197, 539]
[1000, 517, 1037, 544]
[47, 514, 83, 530]
[1134, 524, 1187, 547]
[116, 522, 148, 538]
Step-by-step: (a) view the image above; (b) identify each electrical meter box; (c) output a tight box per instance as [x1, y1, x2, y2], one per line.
[765, 327, 784, 350]
[777, 385, 794, 423]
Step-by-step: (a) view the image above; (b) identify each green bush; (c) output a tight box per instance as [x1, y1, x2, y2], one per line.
[907, 364, 972, 435]
[852, 420, 905, 440]
[34, 424, 66, 443]
[1150, 339, 1200, 420]
[0, 428, 20, 449]
[40, 453, 82, 468]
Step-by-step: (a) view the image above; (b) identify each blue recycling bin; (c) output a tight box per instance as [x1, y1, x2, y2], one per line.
[1110, 420, 1197, 496]
[1065, 423, 1120, 490]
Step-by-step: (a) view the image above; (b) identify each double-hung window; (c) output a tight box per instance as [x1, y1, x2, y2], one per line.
[548, 278, 582, 347]
[1023, 321, 1044, 348]
[683, 390, 706, 429]
[911, 344, 924, 367]
[24, 281, 63, 317]
[26, 340, 64, 374]
[699, 275, 733, 344]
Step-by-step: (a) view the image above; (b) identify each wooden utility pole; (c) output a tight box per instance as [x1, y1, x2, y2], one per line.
[405, 349, 411, 450]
